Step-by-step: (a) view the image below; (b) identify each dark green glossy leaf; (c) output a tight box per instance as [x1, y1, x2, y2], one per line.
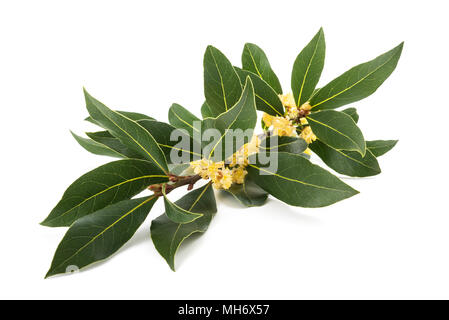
[86, 131, 144, 159]
[87, 119, 202, 163]
[86, 110, 154, 125]
[261, 118, 269, 131]
[259, 136, 308, 155]
[247, 152, 358, 207]
[204, 46, 242, 117]
[168, 163, 191, 176]
[342, 107, 359, 123]
[367, 140, 398, 157]
[201, 101, 214, 119]
[201, 77, 257, 161]
[41, 159, 168, 227]
[84, 89, 168, 173]
[310, 87, 321, 99]
[307, 110, 366, 155]
[222, 177, 268, 207]
[310, 140, 381, 177]
[151, 183, 217, 271]
[138, 120, 202, 163]
[46, 196, 157, 278]
[234, 67, 284, 116]
[310, 42, 403, 110]
[163, 187, 203, 224]
[292, 28, 326, 107]
[71, 131, 125, 158]
[168, 103, 201, 137]
[242, 43, 282, 94]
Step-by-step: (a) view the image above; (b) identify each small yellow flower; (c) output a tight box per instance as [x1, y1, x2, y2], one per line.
[228, 135, 260, 167]
[190, 159, 212, 179]
[272, 116, 297, 137]
[212, 168, 233, 189]
[279, 93, 296, 109]
[232, 167, 247, 184]
[206, 161, 224, 180]
[221, 168, 233, 189]
[279, 93, 301, 120]
[303, 148, 312, 155]
[286, 106, 299, 120]
[300, 126, 317, 144]
[262, 113, 273, 127]
[299, 101, 312, 111]
[243, 135, 260, 155]
[212, 176, 223, 189]
[300, 117, 308, 125]
[191, 136, 259, 189]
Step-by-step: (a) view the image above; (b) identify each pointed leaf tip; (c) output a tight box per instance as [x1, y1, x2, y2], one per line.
[163, 186, 203, 224]
[241, 42, 282, 94]
[204, 45, 242, 117]
[291, 28, 326, 107]
[310, 41, 403, 110]
[46, 196, 158, 277]
[84, 91, 168, 173]
[151, 183, 217, 270]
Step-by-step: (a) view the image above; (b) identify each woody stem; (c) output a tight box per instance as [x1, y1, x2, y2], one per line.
[148, 174, 202, 197]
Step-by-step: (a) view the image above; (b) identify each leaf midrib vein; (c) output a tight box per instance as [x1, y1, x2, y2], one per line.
[55, 174, 166, 220]
[311, 52, 398, 108]
[52, 196, 155, 272]
[249, 164, 351, 193]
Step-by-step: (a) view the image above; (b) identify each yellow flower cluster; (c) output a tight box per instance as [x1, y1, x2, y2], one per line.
[262, 113, 297, 137]
[190, 159, 233, 189]
[299, 101, 312, 111]
[228, 135, 260, 167]
[300, 126, 317, 144]
[279, 92, 299, 120]
[189, 136, 260, 189]
[190, 90, 318, 189]
[263, 93, 317, 146]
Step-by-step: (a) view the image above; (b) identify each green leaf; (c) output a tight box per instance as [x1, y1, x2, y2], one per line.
[162, 186, 203, 224]
[261, 118, 269, 131]
[310, 140, 381, 177]
[46, 196, 157, 278]
[222, 177, 268, 207]
[151, 183, 217, 271]
[87, 119, 202, 163]
[242, 43, 282, 94]
[41, 159, 168, 227]
[310, 42, 403, 110]
[86, 110, 154, 125]
[342, 107, 359, 123]
[292, 28, 326, 107]
[247, 152, 358, 207]
[367, 140, 398, 157]
[168, 103, 201, 137]
[310, 87, 321, 99]
[71, 131, 125, 158]
[201, 101, 214, 119]
[86, 131, 144, 159]
[234, 67, 284, 116]
[138, 119, 202, 163]
[168, 163, 191, 176]
[201, 77, 257, 161]
[204, 46, 242, 117]
[84, 89, 169, 173]
[259, 136, 308, 155]
[307, 110, 366, 155]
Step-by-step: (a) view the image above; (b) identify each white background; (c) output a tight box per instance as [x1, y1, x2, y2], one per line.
[1, 0, 448, 299]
